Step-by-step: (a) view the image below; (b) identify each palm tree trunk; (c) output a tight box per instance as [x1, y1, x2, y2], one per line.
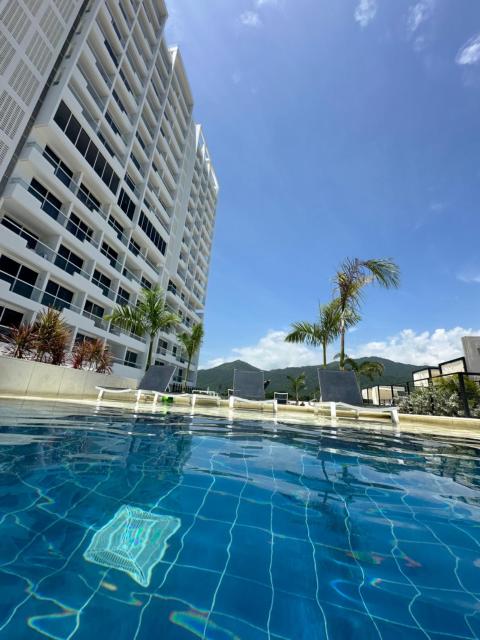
[146, 334, 154, 370]
[183, 356, 192, 393]
[339, 321, 345, 370]
[322, 341, 327, 368]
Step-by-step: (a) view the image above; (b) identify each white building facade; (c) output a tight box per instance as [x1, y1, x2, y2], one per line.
[0, 0, 218, 385]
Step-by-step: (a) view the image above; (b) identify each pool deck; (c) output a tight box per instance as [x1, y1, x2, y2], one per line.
[2, 392, 480, 440]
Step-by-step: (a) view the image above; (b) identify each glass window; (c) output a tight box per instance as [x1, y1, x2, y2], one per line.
[54, 244, 83, 276]
[65, 115, 81, 145]
[42, 280, 73, 310]
[0, 306, 23, 329]
[54, 101, 71, 131]
[102, 164, 113, 187]
[86, 141, 98, 167]
[76, 129, 90, 156]
[94, 153, 106, 177]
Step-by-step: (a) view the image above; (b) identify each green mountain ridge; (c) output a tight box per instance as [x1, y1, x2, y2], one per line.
[196, 357, 424, 398]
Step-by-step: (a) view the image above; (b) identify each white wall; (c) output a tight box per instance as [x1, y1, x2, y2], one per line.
[0, 355, 136, 399]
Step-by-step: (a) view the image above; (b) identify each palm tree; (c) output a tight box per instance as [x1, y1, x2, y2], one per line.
[287, 372, 306, 405]
[341, 356, 385, 381]
[333, 258, 400, 370]
[178, 322, 204, 391]
[285, 299, 342, 367]
[106, 286, 180, 370]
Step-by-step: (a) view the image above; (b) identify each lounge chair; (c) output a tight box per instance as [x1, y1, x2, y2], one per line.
[96, 364, 176, 404]
[316, 369, 399, 425]
[228, 369, 277, 412]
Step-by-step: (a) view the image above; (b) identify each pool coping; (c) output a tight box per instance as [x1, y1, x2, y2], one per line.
[2, 393, 480, 439]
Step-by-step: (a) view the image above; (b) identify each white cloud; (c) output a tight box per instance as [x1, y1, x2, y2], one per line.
[239, 11, 262, 28]
[203, 330, 321, 370]
[202, 326, 480, 371]
[407, 0, 434, 34]
[354, 0, 377, 28]
[457, 272, 480, 284]
[351, 327, 480, 365]
[456, 33, 480, 65]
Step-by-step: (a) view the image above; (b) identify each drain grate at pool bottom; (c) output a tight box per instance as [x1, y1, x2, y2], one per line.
[83, 505, 181, 587]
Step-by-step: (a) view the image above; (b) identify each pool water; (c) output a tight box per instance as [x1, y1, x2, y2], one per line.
[0, 400, 480, 639]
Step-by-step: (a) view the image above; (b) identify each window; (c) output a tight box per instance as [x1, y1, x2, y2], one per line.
[42, 280, 73, 310]
[0, 255, 38, 299]
[101, 242, 118, 268]
[78, 183, 101, 213]
[29, 178, 62, 221]
[108, 215, 124, 241]
[1, 216, 38, 249]
[65, 114, 81, 145]
[139, 211, 167, 255]
[124, 350, 138, 367]
[110, 19, 123, 43]
[129, 238, 140, 257]
[54, 244, 84, 276]
[124, 172, 136, 193]
[112, 89, 126, 114]
[136, 132, 146, 150]
[117, 188, 135, 220]
[97, 132, 114, 158]
[104, 39, 118, 66]
[92, 269, 111, 297]
[105, 111, 120, 137]
[84, 300, 104, 318]
[141, 276, 152, 290]
[53, 101, 120, 195]
[66, 213, 93, 243]
[167, 280, 176, 294]
[130, 153, 141, 172]
[43, 146, 73, 188]
[119, 68, 132, 94]
[85, 140, 98, 167]
[117, 287, 130, 305]
[0, 306, 23, 330]
[53, 100, 71, 130]
[76, 129, 90, 156]
[157, 339, 168, 354]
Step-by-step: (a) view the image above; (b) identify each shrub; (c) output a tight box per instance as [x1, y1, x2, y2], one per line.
[398, 384, 461, 417]
[1, 323, 37, 359]
[34, 308, 71, 365]
[71, 338, 112, 374]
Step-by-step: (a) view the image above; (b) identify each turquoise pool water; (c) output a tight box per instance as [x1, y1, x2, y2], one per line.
[0, 400, 480, 639]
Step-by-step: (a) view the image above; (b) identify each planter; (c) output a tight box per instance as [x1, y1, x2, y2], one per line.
[0, 355, 136, 399]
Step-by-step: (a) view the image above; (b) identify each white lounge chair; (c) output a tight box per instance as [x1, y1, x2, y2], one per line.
[96, 365, 176, 405]
[228, 370, 277, 413]
[317, 369, 399, 425]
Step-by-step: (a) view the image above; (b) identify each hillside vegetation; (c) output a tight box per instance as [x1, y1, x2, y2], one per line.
[196, 357, 423, 398]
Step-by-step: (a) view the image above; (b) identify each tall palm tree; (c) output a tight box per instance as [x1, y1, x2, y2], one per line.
[106, 286, 180, 370]
[287, 372, 306, 405]
[285, 299, 343, 367]
[333, 258, 400, 370]
[178, 322, 204, 391]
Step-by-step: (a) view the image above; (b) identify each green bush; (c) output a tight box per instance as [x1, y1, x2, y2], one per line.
[398, 385, 461, 416]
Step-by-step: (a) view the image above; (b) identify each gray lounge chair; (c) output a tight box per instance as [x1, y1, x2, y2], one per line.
[317, 369, 399, 425]
[228, 369, 277, 412]
[96, 365, 176, 404]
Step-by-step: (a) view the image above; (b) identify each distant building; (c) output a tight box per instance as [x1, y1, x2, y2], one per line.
[0, 0, 218, 386]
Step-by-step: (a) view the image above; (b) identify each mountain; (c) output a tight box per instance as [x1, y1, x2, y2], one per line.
[196, 357, 424, 398]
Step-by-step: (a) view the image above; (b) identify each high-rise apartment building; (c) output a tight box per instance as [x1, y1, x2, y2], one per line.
[0, 0, 218, 385]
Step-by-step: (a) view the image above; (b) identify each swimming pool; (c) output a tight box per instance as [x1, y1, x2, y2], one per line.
[0, 400, 479, 639]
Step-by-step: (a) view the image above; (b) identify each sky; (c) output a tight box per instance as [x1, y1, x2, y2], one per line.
[165, 0, 480, 370]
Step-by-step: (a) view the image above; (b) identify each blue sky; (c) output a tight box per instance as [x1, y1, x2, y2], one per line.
[166, 0, 480, 369]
